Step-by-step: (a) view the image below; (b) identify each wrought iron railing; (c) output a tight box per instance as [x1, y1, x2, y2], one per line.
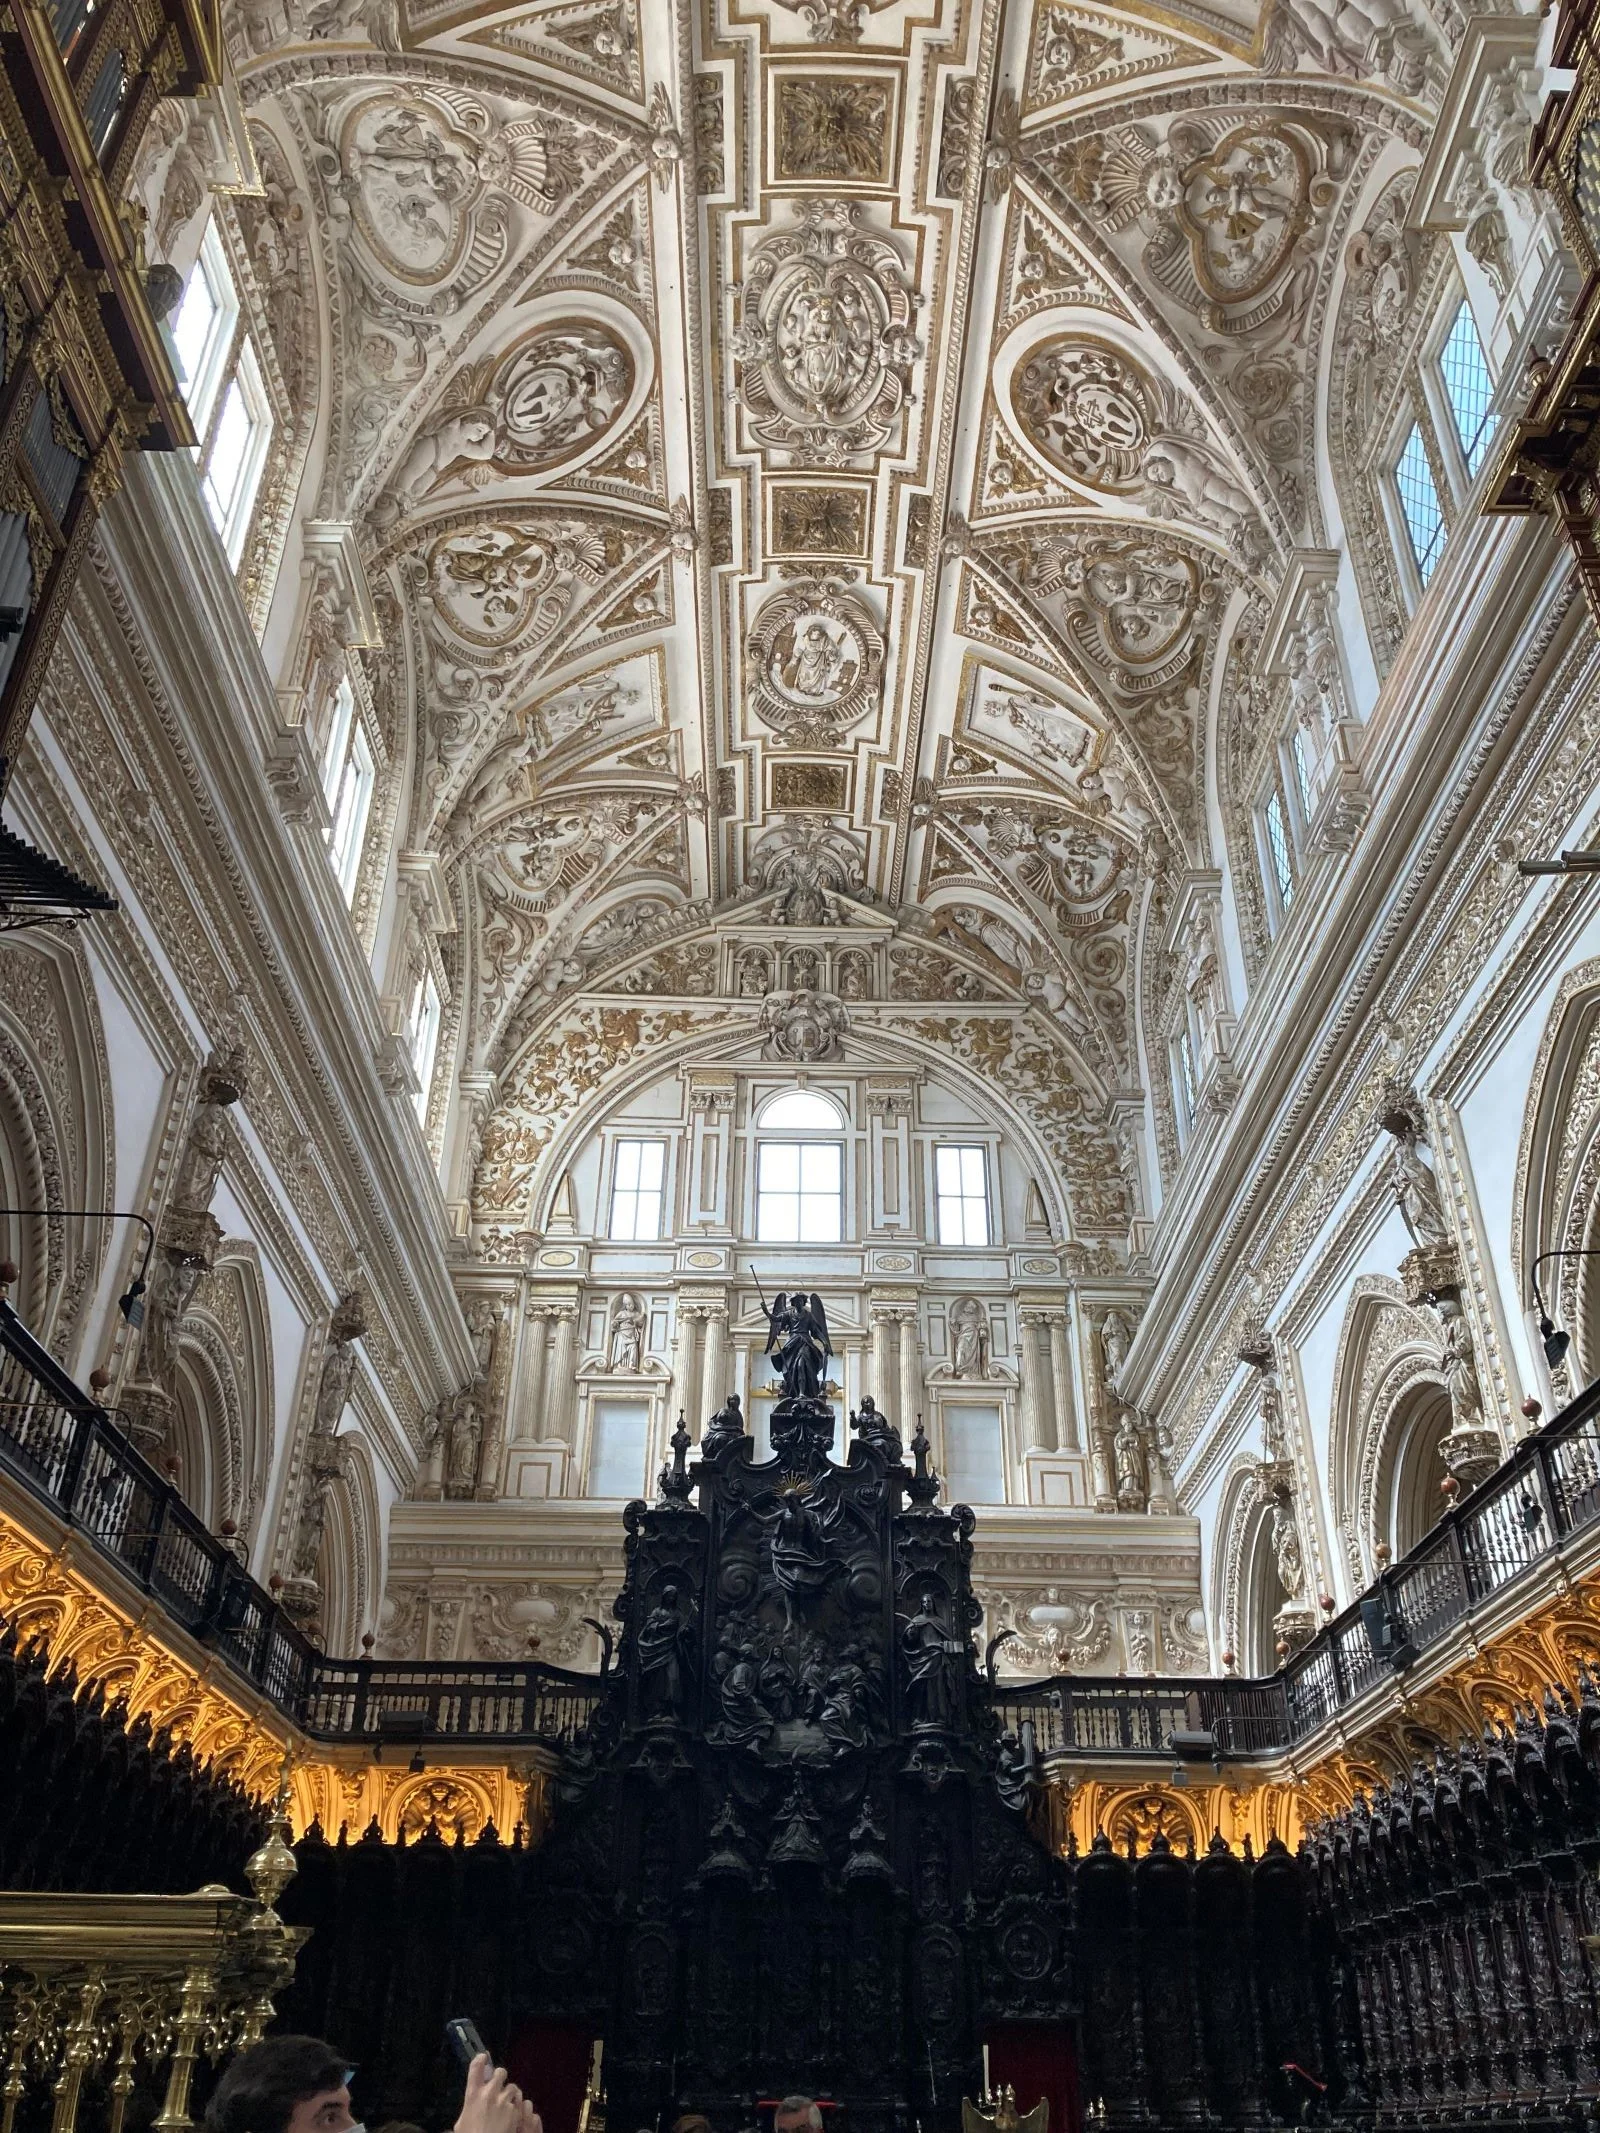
[0, 1293, 321, 1711]
[6, 1290, 1600, 1761]
[991, 1675, 1290, 1758]
[301, 1659, 602, 1745]
[995, 1376, 1600, 1757]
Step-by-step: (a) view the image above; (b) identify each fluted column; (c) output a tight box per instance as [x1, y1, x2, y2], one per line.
[897, 1307, 922, 1439]
[672, 1304, 705, 1433]
[546, 1305, 578, 1445]
[513, 1304, 549, 1444]
[700, 1303, 728, 1430]
[1018, 1310, 1054, 1452]
[869, 1309, 893, 1406]
[1048, 1311, 1078, 1451]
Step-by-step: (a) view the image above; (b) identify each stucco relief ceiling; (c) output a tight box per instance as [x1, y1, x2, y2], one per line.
[187, 0, 1444, 1249]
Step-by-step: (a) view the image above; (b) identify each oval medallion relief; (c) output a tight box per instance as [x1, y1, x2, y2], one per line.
[1009, 335, 1163, 492]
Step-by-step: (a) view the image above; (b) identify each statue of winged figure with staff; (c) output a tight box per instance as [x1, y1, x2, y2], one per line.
[757, 1283, 832, 1404]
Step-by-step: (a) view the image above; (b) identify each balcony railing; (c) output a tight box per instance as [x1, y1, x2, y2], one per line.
[5, 1292, 1600, 1763]
[994, 1377, 1600, 1757]
[0, 1293, 321, 1711]
[0, 1296, 599, 1746]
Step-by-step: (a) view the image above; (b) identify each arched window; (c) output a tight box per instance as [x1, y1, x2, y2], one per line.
[758, 1088, 843, 1129]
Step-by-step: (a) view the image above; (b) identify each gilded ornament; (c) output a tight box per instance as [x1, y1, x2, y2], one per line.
[773, 77, 892, 184]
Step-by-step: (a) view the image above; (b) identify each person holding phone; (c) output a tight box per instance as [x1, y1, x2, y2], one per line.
[455, 2050, 544, 2133]
[203, 2033, 541, 2133]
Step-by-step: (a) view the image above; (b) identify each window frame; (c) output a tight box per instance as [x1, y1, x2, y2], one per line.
[1382, 290, 1500, 608]
[406, 966, 442, 1125]
[1173, 1024, 1200, 1141]
[1257, 778, 1297, 932]
[755, 1136, 844, 1244]
[1433, 297, 1497, 481]
[1390, 416, 1449, 588]
[608, 1136, 668, 1242]
[327, 710, 375, 904]
[175, 219, 274, 567]
[172, 221, 239, 437]
[934, 1143, 992, 1248]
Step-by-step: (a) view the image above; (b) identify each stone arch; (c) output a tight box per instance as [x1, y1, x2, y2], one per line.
[316, 1429, 380, 1653]
[0, 937, 113, 1358]
[1213, 1456, 1283, 1677]
[494, 1004, 1106, 1250]
[185, 1246, 276, 1549]
[171, 1338, 232, 1529]
[1327, 1275, 1450, 1582]
[1513, 955, 1600, 1399]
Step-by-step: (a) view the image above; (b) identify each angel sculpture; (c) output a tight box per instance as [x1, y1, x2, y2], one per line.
[761, 1289, 832, 1405]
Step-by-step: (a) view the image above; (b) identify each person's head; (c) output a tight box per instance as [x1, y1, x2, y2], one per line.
[205, 2037, 355, 2133]
[671, 2115, 713, 2133]
[773, 2100, 822, 2133]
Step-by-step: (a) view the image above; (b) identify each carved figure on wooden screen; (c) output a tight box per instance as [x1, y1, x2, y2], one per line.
[638, 1579, 695, 1717]
[703, 1388, 746, 1453]
[902, 1589, 965, 1730]
[853, 1392, 901, 1460]
[767, 1482, 838, 1630]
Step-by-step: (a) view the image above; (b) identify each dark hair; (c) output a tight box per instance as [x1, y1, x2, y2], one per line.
[205, 2036, 349, 2133]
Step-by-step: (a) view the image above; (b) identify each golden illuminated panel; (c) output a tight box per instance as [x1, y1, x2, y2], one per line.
[1041, 1568, 1600, 1850]
[1043, 1772, 1307, 1855]
[0, 1505, 549, 1842]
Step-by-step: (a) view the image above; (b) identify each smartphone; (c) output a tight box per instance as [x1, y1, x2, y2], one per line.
[446, 2018, 490, 2074]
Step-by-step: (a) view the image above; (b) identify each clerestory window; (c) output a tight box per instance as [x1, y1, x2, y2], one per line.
[174, 222, 273, 566]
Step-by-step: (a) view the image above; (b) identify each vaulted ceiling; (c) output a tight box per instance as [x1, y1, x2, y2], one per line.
[190, 0, 1441, 1250]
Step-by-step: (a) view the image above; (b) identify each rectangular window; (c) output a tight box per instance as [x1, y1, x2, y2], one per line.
[1438, 301, 1496, 476]
[609, 1138, 666, 1240]
[201, 339, 273, 564]
[322, 677, 356, 808]
[328, 716, 374, 903]
[1290, 728, 1315, 822]
[1395, 422, 1446, 582]
[942, 1403, 1006, 1505]
[935, 1144, 991, 1246]
[173, 224, 238, 435]
[757, 1140, 842, 1242]
[407, 969, 441, 1124]
[1177, 1027, 1199, 1123]
[1264, 788, 1294, 911]
[588, 1398, 650, 1498]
